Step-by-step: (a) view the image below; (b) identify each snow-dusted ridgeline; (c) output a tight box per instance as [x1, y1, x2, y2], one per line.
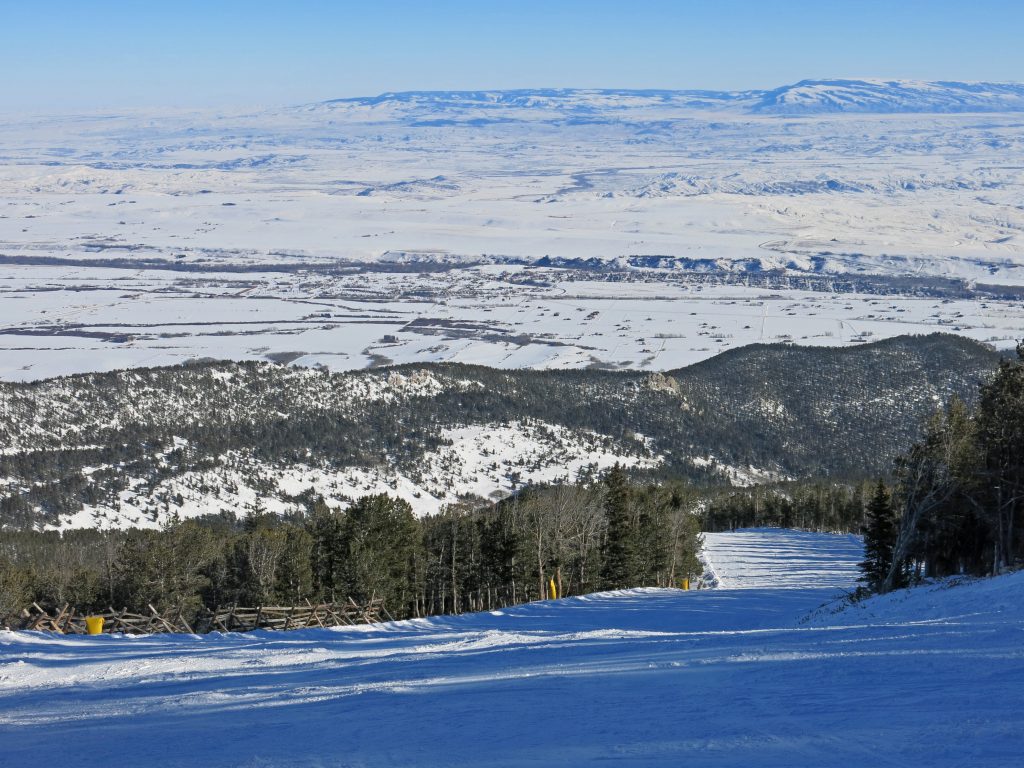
[0, 335, 1000, 530]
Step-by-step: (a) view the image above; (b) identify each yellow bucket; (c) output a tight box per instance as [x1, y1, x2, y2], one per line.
[85, 616, 104, 635]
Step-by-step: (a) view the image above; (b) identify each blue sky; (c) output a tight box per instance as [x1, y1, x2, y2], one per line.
[3, 0, 1022, 111]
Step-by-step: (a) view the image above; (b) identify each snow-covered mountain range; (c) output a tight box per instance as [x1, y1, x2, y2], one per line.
[314, 79, 1024, 119]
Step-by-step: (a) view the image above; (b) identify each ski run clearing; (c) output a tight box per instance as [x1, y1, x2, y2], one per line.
[2, 528, 1022, 767]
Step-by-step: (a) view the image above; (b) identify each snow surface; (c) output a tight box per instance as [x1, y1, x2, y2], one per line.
[2, 528, 1021, 766]
[701, 529, 862, 589]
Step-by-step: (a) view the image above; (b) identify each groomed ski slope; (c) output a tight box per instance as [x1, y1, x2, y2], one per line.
[2, 528, 1022, 767]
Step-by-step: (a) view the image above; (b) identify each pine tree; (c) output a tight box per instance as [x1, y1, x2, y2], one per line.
[305, 497, 344, 600]
[859, 479, 896, 593]
[340, 494, 421, 614]
[600, 465, 637, 589]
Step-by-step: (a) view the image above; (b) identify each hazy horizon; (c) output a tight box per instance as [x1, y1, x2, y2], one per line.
[4, 0, 1023, 112]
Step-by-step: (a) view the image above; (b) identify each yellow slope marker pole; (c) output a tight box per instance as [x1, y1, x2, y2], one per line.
[548, 577, 557, 600]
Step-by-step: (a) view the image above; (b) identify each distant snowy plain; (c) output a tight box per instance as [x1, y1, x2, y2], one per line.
[2, 81, 1024, 380]
[2, 528, 1021, 767]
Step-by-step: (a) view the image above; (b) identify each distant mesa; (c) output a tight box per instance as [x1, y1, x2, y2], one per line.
[314, 80, 1024, 117]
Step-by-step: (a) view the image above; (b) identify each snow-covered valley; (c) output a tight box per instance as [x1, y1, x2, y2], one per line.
[1, 528, 1019, 766]
[3, 80, 1024, 380]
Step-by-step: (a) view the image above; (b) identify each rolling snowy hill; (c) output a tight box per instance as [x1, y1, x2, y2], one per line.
[1, 528, 1020, 766]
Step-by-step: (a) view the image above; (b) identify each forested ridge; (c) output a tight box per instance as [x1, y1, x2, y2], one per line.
[0, 333, 998, 529]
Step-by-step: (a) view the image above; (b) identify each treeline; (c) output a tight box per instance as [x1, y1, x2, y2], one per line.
[700, 480, 874, 534]
[860, 344, 1024, 593]
[0, 468, 702, 625]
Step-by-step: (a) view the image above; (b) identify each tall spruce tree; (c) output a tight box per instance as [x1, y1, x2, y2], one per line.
[339, 494, 421, 613]
[600, 464, 637, 589]
[305, 497, 344, 600]
[860, 479, 897, 593]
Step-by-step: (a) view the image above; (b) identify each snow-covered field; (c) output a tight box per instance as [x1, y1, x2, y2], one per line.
[3, 82, 1024, 380]
[2, 528, 1020, 766]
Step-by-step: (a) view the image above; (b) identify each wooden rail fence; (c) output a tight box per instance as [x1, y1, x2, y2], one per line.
[10, 596, 391, 635]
